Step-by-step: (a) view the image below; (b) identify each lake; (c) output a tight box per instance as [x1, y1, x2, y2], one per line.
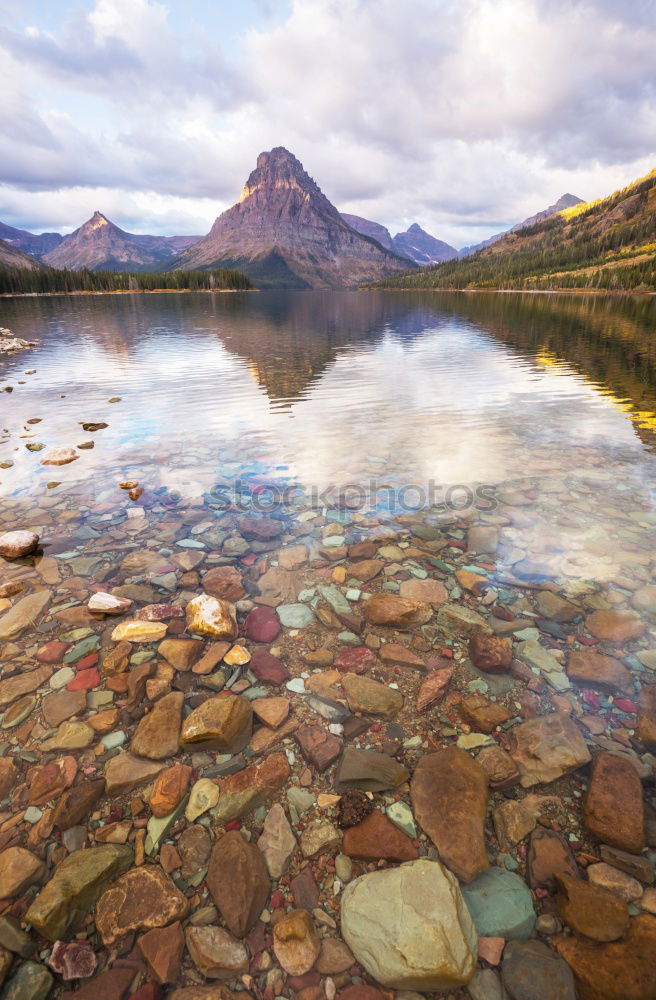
[2, 290, 656, 589]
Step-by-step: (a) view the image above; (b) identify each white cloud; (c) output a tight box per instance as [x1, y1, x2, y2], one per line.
[1, 0, 655, 246]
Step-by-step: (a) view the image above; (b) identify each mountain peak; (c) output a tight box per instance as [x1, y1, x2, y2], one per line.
[174, 147, 413, 288]
[407, 223, 424, 234]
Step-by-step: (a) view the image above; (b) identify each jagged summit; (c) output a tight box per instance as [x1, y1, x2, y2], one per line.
[172, 147, 413, 288]
[392, 224, 460, 266]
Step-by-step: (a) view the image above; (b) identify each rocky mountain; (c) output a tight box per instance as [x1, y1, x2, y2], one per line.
[460, 193, 584, 256]
[0, 238, 43, 271]
[172, 147, 414, 288]
[371, 169, 656, 292]
[340, 213, 395, 251]
[0, 221, 63, 259]
[392, 224, 460, 265]
[41, 213, 201, 272]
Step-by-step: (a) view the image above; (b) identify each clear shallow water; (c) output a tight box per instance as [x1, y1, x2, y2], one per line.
[2, 289, 656, 585]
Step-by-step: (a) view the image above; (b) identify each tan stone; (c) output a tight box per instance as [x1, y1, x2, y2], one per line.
[185, 925, 249, 978]
[180, 693, 252, 752]
[341, 672, 403, 717]
[585, 609, 646, 643]
[111, 620, 167, 643]
[131, 692, 184, 760]
[272, 909, 321, 976]
[0, 847, 45, 897]
[361, 593, 432, 628]
[508, 713, 591, 787]
[186, 594, 238, 640]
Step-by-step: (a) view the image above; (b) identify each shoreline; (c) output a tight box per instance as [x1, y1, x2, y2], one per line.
[366, 286, 656, 297]
[0, 287, 258, 299]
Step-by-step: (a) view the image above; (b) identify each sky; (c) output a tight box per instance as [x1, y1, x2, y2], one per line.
[0, 0, 655, 249]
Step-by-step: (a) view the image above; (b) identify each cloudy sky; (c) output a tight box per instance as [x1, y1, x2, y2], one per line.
[1, 0, 655, 248]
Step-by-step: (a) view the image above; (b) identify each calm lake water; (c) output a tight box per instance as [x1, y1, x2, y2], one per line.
[2, 290, 656, 585]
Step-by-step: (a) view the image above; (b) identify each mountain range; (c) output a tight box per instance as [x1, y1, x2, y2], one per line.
[341, 216, 460, 265]
[372, 168, 656, 292]
[0, 145, 600, 289]
[170, 147, 413, 288]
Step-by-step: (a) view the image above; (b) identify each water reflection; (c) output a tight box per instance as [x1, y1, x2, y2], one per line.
[0, 290, 655, 511]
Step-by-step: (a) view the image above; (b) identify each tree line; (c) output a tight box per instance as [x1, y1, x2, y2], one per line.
[371, 170, 656, 293]
[0, 266, 254, 295]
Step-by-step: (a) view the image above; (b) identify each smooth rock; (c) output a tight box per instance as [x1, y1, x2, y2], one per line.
[0, 530, 39, 559]
[335, 747, 409, 792]
[462, 868, 536, 940]
[110, 620, 167, 643]
[469, 632, 512, 673]
[273, 909, 320, 975]
[138, 921, 185, 985]
[343, 810, 418, 862]
[341, 672, 403, 717]
[567, 650, 632, 693]
[553, 914, 656, 1000]
[104, 753, 165, 796]
[555, 873, 629, 942]
[186, 595, 238, 640]
[212, 752, 290, 823]
[185, 778, 220, 821]
[362, 593, 431, 628]
[180, 693, 252, 752]
[131, 692, 184, 760]
[585, 609, 646, 643]
[0, 592, 51, 641]
[185, 925, 248, 978]
[150, 764, 192, 818]
[340, 859, 477, 990]
[0, 847, 45, 898]
[26, 845, 133, 941]
[502, 939, 576, 1000]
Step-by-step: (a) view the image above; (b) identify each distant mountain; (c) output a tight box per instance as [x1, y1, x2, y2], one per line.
[0, 220, 63, 259]
[172, 147, 414, 289]
[0, 238, 43, 271]
[371, 169, 656, 292]
[41, 213, 201, 272]
[460, 193, 584, 256]
[392, 223, 460, 265]
[340, 213, 395, 251]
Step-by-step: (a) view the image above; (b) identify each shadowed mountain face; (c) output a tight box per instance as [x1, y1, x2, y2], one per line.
[171, 147, 414, 289]
[460, 193, 584, 255]
[0, 238, 43, 271]
[340, 213, 395, 251]
[41, 213, 201, 272]
[0, 221, 63, 260]
[392, 223, 460, 265]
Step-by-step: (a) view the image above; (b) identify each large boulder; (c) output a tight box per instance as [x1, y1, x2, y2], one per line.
[340, 858, 477, 990]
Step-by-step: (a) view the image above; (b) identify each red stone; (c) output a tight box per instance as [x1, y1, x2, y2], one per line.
[342, 810, 419, 862]
[334, 647, 378, 674]
[67, 667, 100, 691]
[296, 725, 342, 771]
[76, 653, 99, 671]
[244, 607, 281, 643]
[250, 646, 289, 684]
[36, 640, 70, 664]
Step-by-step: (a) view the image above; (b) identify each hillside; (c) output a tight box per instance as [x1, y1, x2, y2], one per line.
[172, 147, 413, 289]
[0, 239, 43, 271]
[459, 193, 583, 256]
[371, 169, 656, 292]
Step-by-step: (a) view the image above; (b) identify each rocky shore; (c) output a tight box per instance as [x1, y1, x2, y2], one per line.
[0, 328, 36, 355]
[0, 479, 655, 1000]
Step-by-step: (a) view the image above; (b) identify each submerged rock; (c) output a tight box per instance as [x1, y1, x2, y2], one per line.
[341, 859, 477, 990]
[0, 530, 39, 559]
